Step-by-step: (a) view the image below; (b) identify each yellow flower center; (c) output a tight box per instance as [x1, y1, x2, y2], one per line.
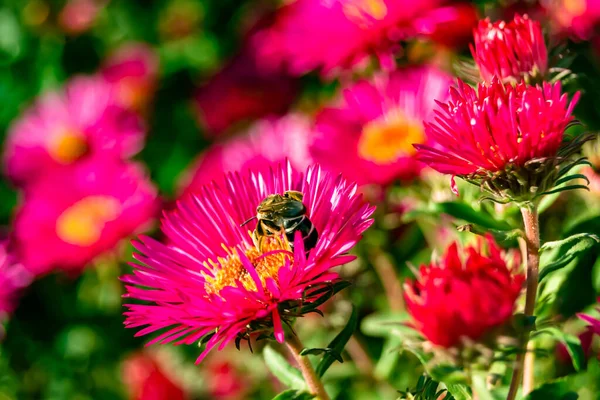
[203, 238, 292, 296]
[117, 78, 149, 111]
[357, 112, 425, 164]
[56, 196, 122, 246]
[49, 129, 88, 164]
[343, 0, 387, 23]
[563, 0, 586, 16]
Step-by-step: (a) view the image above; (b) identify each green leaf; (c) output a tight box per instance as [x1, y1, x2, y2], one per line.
[272, 390, 315, 400]
[539, 234, 600, 282]
[360, 311, 411, 338]
[471, 372, 497, 400]
[434, 202, 513, 231]
[300, 348, 343, 362]
[524, 378, 579, 400]
[263, 345, 307, 390]
[540, 233, 600, 253]
[537, 327, 585, 371]
[429, 365, 468, 385]
[446, 383, 472, 400]
[315, 306, 358, 377]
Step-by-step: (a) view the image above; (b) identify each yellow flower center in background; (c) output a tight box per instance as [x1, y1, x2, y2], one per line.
[343, 0, 387, 23]
[563, 0, 586, 16]
[118, 78, 149, 112]
[49, 129, 88, 164]
[56, 196, 122, 246]
[203, 239, 292, 296]
[358, 112, 425, 164]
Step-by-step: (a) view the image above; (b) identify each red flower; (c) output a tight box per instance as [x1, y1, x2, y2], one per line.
[404, 236, 524, 348]
[471, 14, 547, 83]
[415, 79, 580, 200]
[122, 352, 186, 400]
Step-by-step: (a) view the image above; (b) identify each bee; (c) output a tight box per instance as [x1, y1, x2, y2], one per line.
[242, 190, 318, 252]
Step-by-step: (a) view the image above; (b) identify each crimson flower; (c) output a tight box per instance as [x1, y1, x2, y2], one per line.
[404, 235, 524, 348]
[123, 163, 374, 362]
[415, 79, 581, 201]
[471, 14, 547, 83]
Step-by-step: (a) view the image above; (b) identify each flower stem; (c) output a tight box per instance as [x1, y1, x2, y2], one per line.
[285, 334, 330, 400]
[507, 205, 540, 400]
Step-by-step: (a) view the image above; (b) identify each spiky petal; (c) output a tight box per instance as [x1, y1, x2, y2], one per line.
[415, 78, 580, 201]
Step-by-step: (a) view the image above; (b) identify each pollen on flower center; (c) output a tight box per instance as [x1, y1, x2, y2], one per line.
[56, 195, 122, 246]
[49, 128, 88, 163]
[358, 112, 425, 164]
[203, 239, 293, 296]
[343, 0, 388, 23]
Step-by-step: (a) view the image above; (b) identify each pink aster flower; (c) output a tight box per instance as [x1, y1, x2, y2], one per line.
[123, 163, 374, 362]
[404, 235, 524, 348]
[180, 114, 313, 194]
[311, 66, 453, 186]
[13, 156, 159, 275]
[4, 75, 144, 186]
[0, 240, 32, 320]
[101, 43, 160, 112]
[253, 0, 444, 76]
[415, 79, 580, 200]
[471, 14, 548, 83]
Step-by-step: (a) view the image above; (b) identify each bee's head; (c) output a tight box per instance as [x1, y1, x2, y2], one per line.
[256, 191, 306, 221]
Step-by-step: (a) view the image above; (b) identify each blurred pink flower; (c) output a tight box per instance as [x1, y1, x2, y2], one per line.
[471, 14, 548, 82]
[13, 156, 159, 276]
[194, 49, 299, 137]
[546, 0, 600, 40]
[416, 2, 479, 48]
[253, 0, 444, 75]
[0, 240, 32, 319]
[405, 235, 524, 348]
[310, 66, 452, 186]
[101, 43, 160, 112]
[205, 359, 250, 400]
[180, 114, 313, 194]
[58, 0, 106, 35]
[4, 76, 145, 186]
[123, 351, 186, 400]
[123, 163, 374, 362]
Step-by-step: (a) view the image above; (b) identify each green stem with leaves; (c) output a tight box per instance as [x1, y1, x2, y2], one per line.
[507, 205, 540, 400]
[285, 334, 330, 400]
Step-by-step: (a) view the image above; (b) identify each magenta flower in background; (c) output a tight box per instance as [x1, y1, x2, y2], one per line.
[311, 66, 452, 186]
[0, 240, 33, 320]
[194, 49, 299, 137]
[546, 0, 600, 40]
[404, 235, 524, 348]
[101, 42, 160, 112]
[4, 76, 145, 186]
[471, 14, 548, 82]
[415, 79, 579, 199]
[179, 114, 313, 194]
[13, 156, 158, 276]
[123, 163, 374, 362]
[252, 0, 444, 76]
